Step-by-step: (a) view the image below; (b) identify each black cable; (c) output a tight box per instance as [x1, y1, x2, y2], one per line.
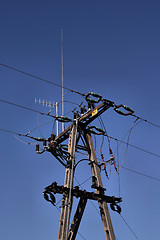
[120, 166, 160, 182]
[98, 116, 105, 149]
[107, 135, 160, 158]
[0, 99, 57, 119]
[1, 61, 160, 129]
[0, 128, 23, 136]
[132, 114, 160, 129]
[0, 62, 85, 97]
[76, 176, 92, 187]
[116, 140, 121, 201]
[117, 118, 140, 170]
[2, 125, 160, 160]
[120, 214, 140, 240]
[76, 150, 160, 183]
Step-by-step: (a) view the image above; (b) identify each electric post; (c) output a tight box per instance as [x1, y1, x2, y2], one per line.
[58, 116, 78, 240]
[84, 132, 115, 240]
[38, 93, 124, 239]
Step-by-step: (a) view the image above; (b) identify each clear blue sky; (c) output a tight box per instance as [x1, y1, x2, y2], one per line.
[0, 1, 160, 239]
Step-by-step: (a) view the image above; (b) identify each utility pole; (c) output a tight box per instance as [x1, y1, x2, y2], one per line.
[84, 132, 115, 240]
[58, 116, 78, 240]
[39, 93, 122, 239]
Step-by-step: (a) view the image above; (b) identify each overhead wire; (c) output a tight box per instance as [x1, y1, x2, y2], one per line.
[14, 135, 35, 145]
[108, 135, 160, 158]
[120, 166, 160, 182]
[2, 63, 159, 239]
[0, 62, 160, 129]
[132, 114, 160, 129]
[1, 125, 160, 159]
[116, 140, 121, 201]
[0, 99, 56, 117]
[0, 62, 85, 97]
[0, 99, 73, 124]
[74, 147, 160, 183]
[120, 214, 140, 240]
[116, 118, 140, 171]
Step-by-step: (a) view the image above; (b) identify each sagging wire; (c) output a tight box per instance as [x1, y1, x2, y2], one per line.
[115, 118, 141, 172]
[100, 118, 141, 176]
[98, 117, 105, 150]
[97, 117, 118, 178]
[116, 139, 121, 204]
[100, 149, 109, 179]
[37, 113, 43, 138]
[98, 116, 112, 179]
[108, 137, 119, 174]
[52, 118, 56, 134]
[25, 119, 53, 136]
[15, 135, 36, 145]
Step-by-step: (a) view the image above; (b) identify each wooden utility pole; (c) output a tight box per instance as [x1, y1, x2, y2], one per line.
[42, 97, 122, 240]
[58, 118, 78, 240]
[84, 132, 115, 240]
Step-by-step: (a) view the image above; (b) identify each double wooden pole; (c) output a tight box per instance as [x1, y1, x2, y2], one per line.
[56, 101, 116, 239]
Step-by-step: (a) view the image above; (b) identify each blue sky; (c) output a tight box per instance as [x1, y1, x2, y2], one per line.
[0, 1, 160, 239]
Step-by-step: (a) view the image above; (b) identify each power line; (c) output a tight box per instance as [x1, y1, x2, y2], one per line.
[120, 214, 140, 240]
[1, 123, 160, 160]
[0, 62, 85, 97]
[1, 62, 160, 129]
[1, 127, 159, 184]
[0, 99, 58, 119]
[1, 99, 160, 159]
[0, 128, 23, 136]
[107, 135, 160, 158]
[120, 166, 160, 182]
[132, 114, 160, 129]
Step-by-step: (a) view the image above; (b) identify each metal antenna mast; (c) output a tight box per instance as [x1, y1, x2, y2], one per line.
[61, 28, 64, 132]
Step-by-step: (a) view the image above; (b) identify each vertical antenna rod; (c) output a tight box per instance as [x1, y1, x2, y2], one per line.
[56, 102, 59, 136]
[61, 28, 64, 132]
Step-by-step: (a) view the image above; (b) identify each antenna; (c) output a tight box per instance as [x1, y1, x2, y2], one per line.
[35, 98, 54, 107]
[61, 28, 64, 132]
